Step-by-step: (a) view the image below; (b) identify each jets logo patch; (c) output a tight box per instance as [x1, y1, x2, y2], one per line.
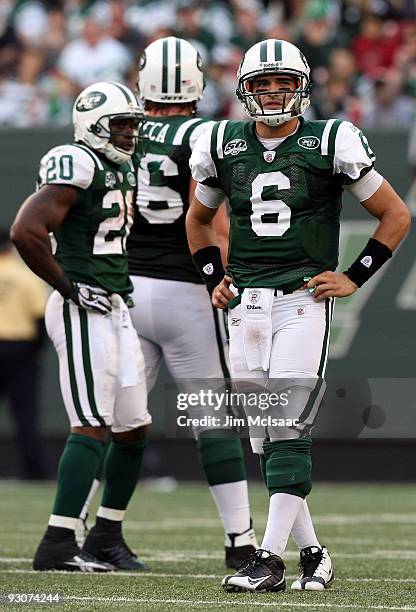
[75, 91, 107, 112]
[224, 139, 247, 156]
[127, 172, 136, 186]
[298, 136, 320, 149]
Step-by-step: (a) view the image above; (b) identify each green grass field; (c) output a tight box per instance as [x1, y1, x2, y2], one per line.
[0, 480, 415, 611]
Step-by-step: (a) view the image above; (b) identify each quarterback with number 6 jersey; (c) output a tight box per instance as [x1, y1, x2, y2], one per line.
[11, 81, 152, 573]
[187, 39, 410, 595]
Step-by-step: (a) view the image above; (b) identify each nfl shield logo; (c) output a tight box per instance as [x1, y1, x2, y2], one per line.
[248, 289, 261, 304]
[203, 263, 214, 275]
[263, 151, 276, 163]
[105, 172, 116, 188]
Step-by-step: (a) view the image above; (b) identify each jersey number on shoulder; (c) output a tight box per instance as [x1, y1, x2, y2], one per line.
[137, 153, 183, 224]
[46, 155, 74, 181]
[93, 190, 133, 255]
[250, 171, 291, 237]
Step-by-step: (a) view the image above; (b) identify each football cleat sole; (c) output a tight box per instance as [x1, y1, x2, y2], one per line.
[291, 571, 334, 591]
[222, 574, 286, 593]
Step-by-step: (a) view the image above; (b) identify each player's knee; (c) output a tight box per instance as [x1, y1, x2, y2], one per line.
[198, 432, 243, 466]
[71, 425, 109, 444]
[112, 424, 149, 444]
[198, 433, 246, 485]
[263, 438, 312, 498]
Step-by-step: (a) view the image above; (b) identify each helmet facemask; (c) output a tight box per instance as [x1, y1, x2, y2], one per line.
[237, 69, 311, 126]
[88, 113, 141, 164]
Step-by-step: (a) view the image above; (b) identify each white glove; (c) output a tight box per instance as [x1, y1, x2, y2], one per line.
[71, 283, 112, 315]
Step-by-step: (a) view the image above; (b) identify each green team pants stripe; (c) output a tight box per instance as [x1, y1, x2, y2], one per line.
[63, 302, 92, 427]
[317, 297, 333, 377]
[298, 377, 324, 425]
[162, 38, 168, 93]
[297, 297, 333, 426]
[79, 309, 106, 427]
[212, 307, 231, 382]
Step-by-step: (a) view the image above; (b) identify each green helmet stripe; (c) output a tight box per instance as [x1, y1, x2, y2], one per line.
[109, 81, 134, 105]
[162, 38, 168, 93]
[175, 38, 181, 93]
[274, 40, 282, 61]
[260, 41, 267, 62]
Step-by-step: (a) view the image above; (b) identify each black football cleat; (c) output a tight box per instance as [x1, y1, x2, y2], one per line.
[33, 529, 114, 572]
[83, 525, 147, 571]
[222, 548, 286, 593]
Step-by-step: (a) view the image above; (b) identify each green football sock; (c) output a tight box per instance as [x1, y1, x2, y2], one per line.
[198, 432, 246, 486]
[101, 439, 147, 511]
[52, 433, 105, 518]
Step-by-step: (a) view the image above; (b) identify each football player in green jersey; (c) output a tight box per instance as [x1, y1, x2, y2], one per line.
[187, 40, 410, 593]
[126, 36, 258, 568]
[11, 82, 152, 572]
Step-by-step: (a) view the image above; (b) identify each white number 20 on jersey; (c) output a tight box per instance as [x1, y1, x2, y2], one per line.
[93, 190, 133, 255]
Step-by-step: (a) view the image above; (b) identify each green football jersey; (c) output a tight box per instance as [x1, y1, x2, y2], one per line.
[38, 143, 136, 295]
[190, 117, 376, 290]
[128, 115, 214, 283]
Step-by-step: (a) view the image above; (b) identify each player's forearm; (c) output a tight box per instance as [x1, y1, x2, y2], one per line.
[186, 216, 218, 253]
[10, 223, 64, 286]
[186, 203, 219, 254]
[372, 205, 411, 251]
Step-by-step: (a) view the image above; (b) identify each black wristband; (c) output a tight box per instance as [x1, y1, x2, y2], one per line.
[192, 246, 225, 296]
[344, 238, 392, 287]
[53, 274, 75, 300]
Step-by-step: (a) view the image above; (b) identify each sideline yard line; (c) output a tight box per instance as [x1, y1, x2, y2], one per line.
[2, 549, 416, 562]
[3, 569, 416, 585]
[60, 596, 416, 610]
[121, 514, 416, 529]
[1, 515, 416, 534]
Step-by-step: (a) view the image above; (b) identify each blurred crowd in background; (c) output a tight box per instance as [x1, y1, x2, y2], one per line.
[0, 0, 415, 128]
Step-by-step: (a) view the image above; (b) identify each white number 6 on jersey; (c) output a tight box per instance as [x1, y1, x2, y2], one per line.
[250, 171, 291, 237]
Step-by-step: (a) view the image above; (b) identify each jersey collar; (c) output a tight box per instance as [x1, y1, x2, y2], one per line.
[245, 116, 305, 155]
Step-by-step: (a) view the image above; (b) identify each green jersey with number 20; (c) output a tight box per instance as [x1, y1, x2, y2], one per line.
[38, 143, 136, 295]
[190, 117, 376, 290]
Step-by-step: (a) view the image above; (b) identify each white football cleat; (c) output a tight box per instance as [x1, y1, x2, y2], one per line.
[291, 545, 334, 591]
[224, 519, 258, 568]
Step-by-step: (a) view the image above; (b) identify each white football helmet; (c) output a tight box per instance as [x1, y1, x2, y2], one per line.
[73, 81, 143, 165]
[236, 39, 311, 126]
[137, 36, 204, 104]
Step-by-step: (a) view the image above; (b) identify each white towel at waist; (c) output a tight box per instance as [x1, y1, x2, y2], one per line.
[240, 288, 274, 372]
[112, 294, 141, 388]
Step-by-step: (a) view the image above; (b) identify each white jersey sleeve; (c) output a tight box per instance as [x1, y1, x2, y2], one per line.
[189, 123, 218, 184]
[190, 123, 227, 208]
[189, 120, 216, 150]
[38, 144, 95, 190]
[333, 121, 376, 184]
